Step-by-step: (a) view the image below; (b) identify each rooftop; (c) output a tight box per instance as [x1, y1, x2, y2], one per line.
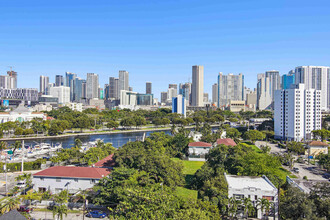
[225, 174, 276, 191]
[93, 154, 116, 168]
[188, 142, 212, 147]
[33, 166, 111, 179]
[216, 138, 237, 146]
[308, 141, 328, 146]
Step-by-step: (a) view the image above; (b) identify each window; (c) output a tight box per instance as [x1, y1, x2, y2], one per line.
[56, 177, 61, 182]
[40, 177, 44, 181]
[90, 179, 96, 184]
[255, 195, 258, 200]
[74, 178, 78, 182]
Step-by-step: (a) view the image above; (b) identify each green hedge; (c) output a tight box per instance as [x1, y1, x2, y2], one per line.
[0, 158, 46, 173]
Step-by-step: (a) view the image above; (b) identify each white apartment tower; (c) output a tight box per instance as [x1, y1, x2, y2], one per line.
[257, 73, 272, 110]
[49, 86, 70, 104]
[295, 66, 330, 111]
[86, 73, 99, 99]
[119, 70, 129, 93]
[40, 75, 49, 95]
[274, 84, 322, 141]
[212, 83, 218, 106]
[217, 73, 244, 108]
[191, 65, 204, 107]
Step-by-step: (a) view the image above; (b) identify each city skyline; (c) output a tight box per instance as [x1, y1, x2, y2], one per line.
[1, 0, 330, 99]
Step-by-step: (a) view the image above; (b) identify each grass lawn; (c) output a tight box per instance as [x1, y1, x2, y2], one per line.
[175, 187, 198, 201]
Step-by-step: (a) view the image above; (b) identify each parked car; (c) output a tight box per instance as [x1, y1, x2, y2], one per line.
[86, 210, 107, 218]
[16, 180, 26, 189]
[18, 205, 33, 213]
[293, 167, 300, 173]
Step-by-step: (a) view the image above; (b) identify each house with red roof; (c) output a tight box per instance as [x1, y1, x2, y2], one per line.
[216, 138, 237, 147]
[306, 141, 328, 157]
[93, 154, 116, 168]
[188, 142, 212, 161]
[32, 166, 111, 194]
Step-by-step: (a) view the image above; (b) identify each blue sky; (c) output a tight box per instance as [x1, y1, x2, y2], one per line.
[0, 0, 330, 99]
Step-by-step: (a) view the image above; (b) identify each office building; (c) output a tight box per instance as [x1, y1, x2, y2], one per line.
[86, 73, 99, 99]
[0, 88, 38, 102]
[109, 77, 119, 99]
[246, 89, 257, 111]
[55, 75, 64, 86]
[65, 72, 76, 101]
[137, 93, 153, 105]
[146, 82, 152, 94]
[257, 73, 272, 110]
[104, 84, 110, 100]
[120, 90, 137, 106]
[172, 94, 186, 118]
[119, 70, 129, 92]
[274, 84, 322, 141]
[161, 92, 168, 104]
[39, 76, 49, 95]
[265, 70, 281, 100]
[167, 87, 177, 101]
[181, 82, 192, 105]
[49, 86, 70, 104]
[295, 66, 330, 111]
[98, 87, 103, 99]
[212, 83, 218, 105]
[282, 71, 295, 89]
[217, 73, 244, 108]
[192, 65, 204, 107]
[73, 77, 86, 102]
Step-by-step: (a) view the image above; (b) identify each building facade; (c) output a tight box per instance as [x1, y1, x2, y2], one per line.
[172, 94, 186, 117]
[86, 73, 99, 99]
[257, 73, 272, 110]
[39, 76, 49, 95]
[282, 72, 295, 89]
[137, 93, 153, 105]
[120, 90, 137, 106]
[192, 65, 204, 107]
[55, 75, 64, 86]
[146, 82, 152, 94]
[0, 88, 38, 101]
[217, 73, 244, 108]
[274, 84, 322, 141]
[161, 92, 168, 104]
[119, 70, 129, 93]
[49, 86, 70, 104]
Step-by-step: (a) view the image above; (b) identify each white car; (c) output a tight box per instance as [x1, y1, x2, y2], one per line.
[16, 181, 26, 189]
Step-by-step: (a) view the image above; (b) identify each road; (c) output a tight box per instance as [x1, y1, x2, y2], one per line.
[31, 211, 107, 220]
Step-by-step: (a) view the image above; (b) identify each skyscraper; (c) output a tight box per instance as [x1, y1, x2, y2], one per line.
[191, 65, 204, 107]
[282, 71, 295, 89]
[119, 70, 129, 93]
[65, 72, 76, 101]
[86, 73, 99, 99]
[73, 77, 86, 102]
[181, 83, 192, 105]
[265, 70, 281, 100]
[168, 84, 177, 98]
[146, 82, 152, 94]
[7, 70, 17, 89]
[109, 77, 119, 99]
[257, 73, 272, 110]
[217, 73, 244, 108]
[161, 92, 168, 104]
[104, 84, 110, 100]
[212, 83, 218, 105]
[172, 95, 186, 118]
[55, 75, 64, 86]
[295, 66, 330, 111]
[40, 75, 49, 95]
[49, 86, 70, 104]
[274, 84, 321, 141]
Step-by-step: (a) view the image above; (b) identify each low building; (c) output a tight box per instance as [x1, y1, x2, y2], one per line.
[188, 142, 212, 161]
[216, 138, 237, 146]
[93, 154, 115, 168]
[306, 141, 328, 157]
[49, 86, 70, 104]
[225, 174, 278, 219]
[32, 166, 111, 194]
[65, 102, 83, 112]
[0, 105, 46, 123]
[228, 100, 245, 113]
[88, 99, 105, 110]
[33, 103, 53, 112]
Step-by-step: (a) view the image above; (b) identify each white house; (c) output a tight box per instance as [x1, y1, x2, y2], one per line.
[188, 142, 212, 161]
[225, 174, 278, 219]
[0, 105, 46, 123]
[32, 166, 111, 194]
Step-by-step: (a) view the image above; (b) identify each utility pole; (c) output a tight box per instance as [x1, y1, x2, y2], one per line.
[21, 140, 24, 173]
[5, 154, 8, 197]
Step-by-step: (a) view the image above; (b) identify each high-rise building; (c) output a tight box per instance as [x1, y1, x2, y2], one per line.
[73, 77, 86, 102]
[172, 95, 186, 118]
[282, 71, 295, 89]
[104, 84, 110, 100]
[274, 84, 322, 141]
[119, 70, 129, 93]
[212, 83, 218, 105]
[217, 73, 244, 108]
[137, 94, 153, 105]
[191, 65, 204, 107]
[109, 77, 119, 99]
[146, 82, 152, 94]
[86, 73, 99, 99]
[161, 92, 168, 104]
[120, 90, 137, 106]
[257, 73, 272, 110]
[39, 76, 49, 95]
[55, 75, 64, 86]
[181, 83, 192, 105]
[49, 86, 70, 104]
[0, 75, 12, 89]
[65, 72, 76, 101]
[7, 70, 17, 89]
[295, 66, 330, 111]
[246, 89, 257, 111]
[203, 93, 209, 103]
[265, 70, 281, 100]
[167, 88, 177, 101]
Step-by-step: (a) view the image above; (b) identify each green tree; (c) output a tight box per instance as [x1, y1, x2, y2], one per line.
[243, 130, 265, 144]
[52, 204, 68, 220]
[106, 120, 119, 129]
[0, 141, 7, 151]
[312, 129, 330, 141]
[133, 116, 146, 128]
[226, 127, 241, 139]
[120, 117, 136, 129]
[14, 127, 24, 135]
[21, 191, 41, 210]
[287, 141, 305, 155]
[0, 197, 21, 214]
[242, 197, 254, 219]
[257, 198, 270, 219]
[316, 153, 330, 172]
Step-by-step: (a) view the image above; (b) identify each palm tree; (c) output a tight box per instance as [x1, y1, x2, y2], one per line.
[228, 197, 241, 219]
[21, 191, 41, 210]
[54, 190, 69, 205]
[0, 197, 21, 214]
[76, 190, 87, 220]
[52, 204, 68, 220]
[15, 173, 32, 188]
[257, 198, 270, 219]
[242, 197, 254, 219]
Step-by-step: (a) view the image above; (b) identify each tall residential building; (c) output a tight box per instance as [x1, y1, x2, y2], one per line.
[65, 72, 76, 101]
[257, 73, 272, 110]
[274, 84, 322, 141]
[55, 75, 64, 86]
[73, 77, 86, 102]
[191, 65, 204, 107]
[295, 66, 330, 111]
[146, 82, 152, 94]
[0, 75, 12, 89]
[120, 90, 137, 106]
[168, 84, 177, 97]
[282, 71, 295, 89]
[167, 88, 177, 101]
[86, 73, 99, 99]
[217, 73, 244, 108]
[119, 70, 129, 93]
[7, 70, 17, 89]
[203, 93, 209, 103]
[212, 83, 218, 105]
[49, 86, 70, 104]
[161, 92, 168, 104]
[109, 77, 119, 99]
[265, 70, 281, 100]
[172, 95, 186, 118]
[39, 76, 49, 95]
[181, 82, 192, 105]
